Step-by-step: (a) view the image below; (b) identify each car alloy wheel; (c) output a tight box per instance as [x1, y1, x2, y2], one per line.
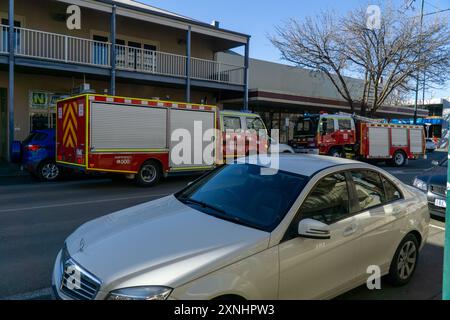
[41, 162, 59, 180]
[397, 240, 417, 280]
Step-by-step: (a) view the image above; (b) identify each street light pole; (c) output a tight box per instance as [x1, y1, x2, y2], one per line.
[413, 0, 425, 124]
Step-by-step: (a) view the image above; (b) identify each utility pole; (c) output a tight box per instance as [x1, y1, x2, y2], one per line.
[413, 0, 425, 124]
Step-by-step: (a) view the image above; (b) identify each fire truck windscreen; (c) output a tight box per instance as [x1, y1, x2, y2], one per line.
[294, 116, 319, 137]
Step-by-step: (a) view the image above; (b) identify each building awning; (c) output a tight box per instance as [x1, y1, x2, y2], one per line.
[221, 89, 429, 118]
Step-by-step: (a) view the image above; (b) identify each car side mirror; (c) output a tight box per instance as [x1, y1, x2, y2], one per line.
[298, 219, 331, 240]
[431, 160, 439, 166]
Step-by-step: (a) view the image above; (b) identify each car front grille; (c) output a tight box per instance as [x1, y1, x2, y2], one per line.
[59, 248, 101, 300]
[430, 185, 447, 196]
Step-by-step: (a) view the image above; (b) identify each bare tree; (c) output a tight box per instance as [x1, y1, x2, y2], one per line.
[270, 2, 450, 116]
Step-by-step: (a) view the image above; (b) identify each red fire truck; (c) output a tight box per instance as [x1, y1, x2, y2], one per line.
[289, 113, 426, 166]
[56, 94, 268, 186]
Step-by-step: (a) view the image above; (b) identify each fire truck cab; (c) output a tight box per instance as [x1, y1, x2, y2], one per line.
[290, 114, 356, 157]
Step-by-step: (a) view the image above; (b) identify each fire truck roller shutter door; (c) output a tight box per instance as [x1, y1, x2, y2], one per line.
[391, 128, 408, 147]
[169, 109, 215, 169]
[368, 127, 390, 158]
[410, 129, 424, 154]
[90, 102, 167, 151]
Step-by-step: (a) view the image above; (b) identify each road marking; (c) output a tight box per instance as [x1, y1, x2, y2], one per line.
[2, 287, 52, 300]
[0, 193, 170, 214]
[430, 224, 445, 231]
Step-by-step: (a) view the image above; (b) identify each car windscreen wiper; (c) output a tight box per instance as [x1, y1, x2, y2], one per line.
[178, 197, 227, 215]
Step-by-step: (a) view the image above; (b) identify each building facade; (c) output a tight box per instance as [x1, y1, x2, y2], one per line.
[0, 0, 250, 161]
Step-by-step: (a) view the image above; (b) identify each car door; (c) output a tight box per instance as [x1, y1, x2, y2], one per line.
[346, 170, 404, 281]
[278, 171, 362, 299]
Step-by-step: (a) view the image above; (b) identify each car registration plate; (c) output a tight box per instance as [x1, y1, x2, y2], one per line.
[434, 199, 447, 208]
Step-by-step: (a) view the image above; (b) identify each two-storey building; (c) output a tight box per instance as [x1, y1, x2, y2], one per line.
[0, 0, 250, 161]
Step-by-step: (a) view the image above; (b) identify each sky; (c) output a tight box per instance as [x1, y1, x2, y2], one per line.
[143, 0, 449, 99]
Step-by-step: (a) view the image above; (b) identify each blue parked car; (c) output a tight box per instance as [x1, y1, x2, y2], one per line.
[20, 129, 61, 181]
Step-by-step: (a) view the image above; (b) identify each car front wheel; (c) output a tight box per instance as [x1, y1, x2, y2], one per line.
[38, 160, 60, 181]
[386, 234, 419, 286]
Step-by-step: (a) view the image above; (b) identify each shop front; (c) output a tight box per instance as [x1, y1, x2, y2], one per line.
[28, 91, 68, 132]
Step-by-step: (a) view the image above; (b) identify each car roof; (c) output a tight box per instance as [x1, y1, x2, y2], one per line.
[245, 154, 361, 177]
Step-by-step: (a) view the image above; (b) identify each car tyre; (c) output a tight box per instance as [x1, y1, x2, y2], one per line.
[386, 233, 419, 286]
[37, 160, 60, 182]
[135, 160, 162, 187]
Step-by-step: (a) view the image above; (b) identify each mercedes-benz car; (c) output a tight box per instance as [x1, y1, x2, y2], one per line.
[52, 155, 429, 300]
[413, 157, 447, 219]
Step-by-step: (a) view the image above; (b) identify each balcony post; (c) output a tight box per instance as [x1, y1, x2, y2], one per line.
[185, 26, 191, 103]
[7, 0, 15, 162]
[110, 4, 117, 96]
[243, 38, 250, 112]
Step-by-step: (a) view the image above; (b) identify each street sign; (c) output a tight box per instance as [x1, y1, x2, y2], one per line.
[444, 150, 450, 300]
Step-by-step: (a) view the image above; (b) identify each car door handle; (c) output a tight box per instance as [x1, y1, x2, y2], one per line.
[343, 224, 358, 237]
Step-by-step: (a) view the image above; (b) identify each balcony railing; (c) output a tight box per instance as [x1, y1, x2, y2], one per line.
[0, 25, 245, 85]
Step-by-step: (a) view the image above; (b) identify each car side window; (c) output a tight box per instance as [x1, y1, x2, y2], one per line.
[350, 170, 385, 211]
[299, 173, 350, 225]
[223, 116, 241, 131]
[381, 175, 402, 202]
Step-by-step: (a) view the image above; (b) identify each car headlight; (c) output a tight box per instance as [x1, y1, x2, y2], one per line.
[107, 286, 172, 300]
[413, 178, 428, 191]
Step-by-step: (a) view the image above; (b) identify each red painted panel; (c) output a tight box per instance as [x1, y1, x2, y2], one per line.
[56, 96, 87, 166]
[87, 153, 170, 173]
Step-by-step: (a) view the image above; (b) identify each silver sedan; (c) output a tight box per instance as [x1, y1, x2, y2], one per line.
[52, 155, 429, 300]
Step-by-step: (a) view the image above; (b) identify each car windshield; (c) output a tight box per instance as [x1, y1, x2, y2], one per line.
[175, 164, 309, 232]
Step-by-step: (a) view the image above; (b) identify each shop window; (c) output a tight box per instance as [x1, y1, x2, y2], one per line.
[30, 113, 51, 131]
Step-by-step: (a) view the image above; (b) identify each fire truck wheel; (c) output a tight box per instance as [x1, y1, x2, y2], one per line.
[328, 148, 343, 158]
[136, 160, 162, 187]
[392, 150, 407, 167]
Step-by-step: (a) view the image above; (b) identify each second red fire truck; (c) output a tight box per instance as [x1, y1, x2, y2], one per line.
[289, 112, 426, 166]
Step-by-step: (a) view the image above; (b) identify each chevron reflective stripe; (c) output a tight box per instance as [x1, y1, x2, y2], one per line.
[62, 102, 78, 149]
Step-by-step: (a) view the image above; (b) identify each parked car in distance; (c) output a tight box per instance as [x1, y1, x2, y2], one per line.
[269, 137, 295, 154]
[21, 129, 60, 181]
[53, 155, 429, 300]
[413, 157, 447, 219]
[425, 138, 437, 152]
